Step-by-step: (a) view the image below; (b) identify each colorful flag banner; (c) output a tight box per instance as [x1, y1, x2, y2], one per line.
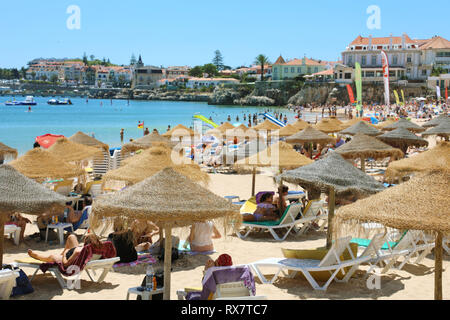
[381, 51, 390, 106]
[446, 87, 448, 101]
[436, 86, 441, 100]
[138, 121, 144, 129]
[355, 62, 362, 108]
[394, 90, 400, 105]
[401, 89, 406, 106]
[346, 84, 355, 104]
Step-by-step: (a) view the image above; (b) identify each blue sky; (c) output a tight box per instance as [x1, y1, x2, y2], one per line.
[1, 0, 449, 68]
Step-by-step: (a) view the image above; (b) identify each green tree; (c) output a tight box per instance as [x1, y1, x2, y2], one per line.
[90, 54, 95, 61]
[41, 74, 48, 82]
[254, 54, 270, 82]
[130, 54, 137, 66]
[50, 74, 59, 84]
[20, 67, 27, 79]
[212, 50, 224, 71]
[83, 52, 88, 65]
[31, 71, 36, 80]
[203, 63, 218, 77]
[189, 66, 204, 77]
[431, 66, 446, 76]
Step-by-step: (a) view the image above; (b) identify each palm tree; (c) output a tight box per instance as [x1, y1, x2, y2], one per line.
[254, 54, 270, 82]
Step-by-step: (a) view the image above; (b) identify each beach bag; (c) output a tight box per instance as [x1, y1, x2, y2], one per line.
[158, 247, 179, 262]
[2, 265, 34, 297]
[137, 270, 164, 300]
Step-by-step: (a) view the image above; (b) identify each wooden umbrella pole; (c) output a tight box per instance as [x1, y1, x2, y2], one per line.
[326, 186, 335, 249]
[435, 231, 443, 300]
[0, 220, 4, 267]
[361, 157, 366, 172]
[163, 226, 172, 300]
[251, 167, 256, 197]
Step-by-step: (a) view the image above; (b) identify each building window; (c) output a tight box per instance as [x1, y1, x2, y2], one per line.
[345, 73, 351, 79]
[291, 67, 295, 73]
[366, 71, 375, 77]
[273, 67, 277, 73]
[307, 67, 311, 74]
[407, 68, 411, 74]
[422, 69, 427, 76]
[348, 56, 353, 65]
[297, 67, 301, 73]
[371, 55, 377, 65]
[284, 67, 288, 73]
[389, 71, 395, 77]
[393, 55, 398, 65]
[362, 56, 367, 65]
[407, 55, 412, 63]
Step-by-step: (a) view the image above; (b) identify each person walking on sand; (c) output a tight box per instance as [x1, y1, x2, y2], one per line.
[144, 128, 150, 135]
[120, 129, 124, 144]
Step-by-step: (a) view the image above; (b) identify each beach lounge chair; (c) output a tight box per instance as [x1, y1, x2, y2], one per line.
[176, 266, 266, 300]
[294, 200, 328, 235]
[236, 204, 304, 241]
[0, 269, 19, 300]
[71, 205, 91, 235]
[4, 224, 21, 246]
[249, 236, 373, 291]
[444, 237, 450, 255]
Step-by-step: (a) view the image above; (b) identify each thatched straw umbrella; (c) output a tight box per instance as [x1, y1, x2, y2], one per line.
[335, 171, 450, 300]
[341, 118, 377, 130]
[92, 167, 241, 300]
[0, 142, 18, 162]
[327, 117, 344, 126]
[215, 122, 235, 133]
[9, 148, 84, 181]
[314, 118, 343, 133]
[383, 118, 425, 133]
[226, 124, 251, 141]
[121, 132, 176, 157]
[162, 124, 195, 139]
[335, 134, 404, 172]
[48, 138, 104, 162]
[277, 152, 385, 248]
[340, 121, 381, 137]
[422, 114, 450, 128]
[102, 145, 209, 187]
[286, 126, 336, 159]
[274, 124, 299, 138]
[384, 141, 450, 182]
[422, 121, 450, 141]
[378, 128, 429, 154]
[0, 165, 68, 265]
[68, 131, 109, 152]
[253, 120, 281, 131]
[235, 142, 313, 196]
[375, 118, 397, 130]
[291, 119, 309, 131]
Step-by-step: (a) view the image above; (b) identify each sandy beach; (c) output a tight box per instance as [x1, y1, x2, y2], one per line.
[3, 162, 449, 300]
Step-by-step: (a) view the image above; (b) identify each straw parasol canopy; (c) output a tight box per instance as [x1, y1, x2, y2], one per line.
[378, 128, 428, 153]
[314, 118, 343, 133]
[226, 124, 251, 138]
[253, 120, 282, 131]
[0, 142, 18, 161]
[341, 118, 377, 130]
[383, 118, 425, 133]
[68, 131, 109, 152]
[375, 118, 397, 130]
[215, 122, 236, 133]
[286, 126, 336, 145]
[278, 152, 385, 248]
[335, 134, 404, 161]
[422, 121, 450, 140]
[274, 124, 299, 138]
[334, 171, 450, 300]
[103, 145, 209, 186]
[291, 119, 310, 131]
[121, 132, 176, 156]
[384, 141, 450, 182]
[0, 165, 68, 265]
[422, 114, 450, 128]
[9, 148, 84, 181]
[92, 167, 241, 300]
[48, 138, 103, 162]
[162, 124, 195, 138]
[327, 117, 344, 126]
[340, 121, 381, 137]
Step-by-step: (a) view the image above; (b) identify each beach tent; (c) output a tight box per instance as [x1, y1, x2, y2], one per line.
[92, 168, 241, 300]
[384, 141, 449, 182]
[0, 165, 68, 266]
[277, 152, 385, 248]
[0, 142, 18, 162]
[35, 134, 65, 149]
[378, 128, 428, 154]
[235, 142, 313, 196]
[335, 171, 450, 300]
[340, 121, 381, 137]
[335, 134, 403, 172]
[9, 148, 84, 181]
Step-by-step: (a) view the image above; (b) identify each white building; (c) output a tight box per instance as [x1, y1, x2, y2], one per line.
[186, 77, 239, 89]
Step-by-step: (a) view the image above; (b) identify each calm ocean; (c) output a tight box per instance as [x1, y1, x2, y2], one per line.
[0, 96, 314, 155]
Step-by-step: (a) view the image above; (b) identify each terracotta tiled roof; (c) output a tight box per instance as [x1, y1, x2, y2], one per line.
[350, 34, 416, 46]
[282, 58, 325, 66]
[418, 36, 450, 49]
[312, 69, 334, 76]
[274, 55, 286, 64]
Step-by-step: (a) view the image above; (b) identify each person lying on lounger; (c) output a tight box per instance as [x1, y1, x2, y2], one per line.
[242, 192, 280, 222]
[27, 234, 107, 268]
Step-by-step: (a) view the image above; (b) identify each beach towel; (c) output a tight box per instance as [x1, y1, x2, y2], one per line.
[39, 242, 116, 276]
[112, 253, 157, 268]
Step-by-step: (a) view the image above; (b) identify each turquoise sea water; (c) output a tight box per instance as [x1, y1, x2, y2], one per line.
[0, 96, 309, 155]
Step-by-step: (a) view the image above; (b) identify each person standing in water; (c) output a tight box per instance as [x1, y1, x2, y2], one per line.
[120, 129, 124, 144]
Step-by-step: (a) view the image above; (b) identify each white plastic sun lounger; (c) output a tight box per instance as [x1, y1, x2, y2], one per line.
[444, 237, 450, 255]
[294, 200, 328, 235]
[14, 256, 120, 290]
[249, 236, 372, 291]
[236, 204, 303, 241]
[0, 269, 20, 300]
[4, 224, 21, 246]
